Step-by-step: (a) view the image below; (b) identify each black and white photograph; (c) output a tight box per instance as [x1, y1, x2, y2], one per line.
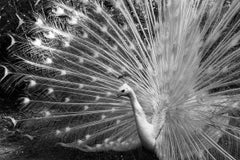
[0, 0, 240, 160]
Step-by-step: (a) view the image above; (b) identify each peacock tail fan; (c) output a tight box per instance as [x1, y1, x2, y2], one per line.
[1, 0, 240, 159]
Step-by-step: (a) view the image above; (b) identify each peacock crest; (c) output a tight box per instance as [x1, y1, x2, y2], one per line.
[1, 0, 240, 159]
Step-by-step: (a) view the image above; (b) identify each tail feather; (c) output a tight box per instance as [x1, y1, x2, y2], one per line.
[4, 0, 150, 152]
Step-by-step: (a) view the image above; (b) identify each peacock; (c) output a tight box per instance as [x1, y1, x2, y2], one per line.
[1, 0, 240, 159]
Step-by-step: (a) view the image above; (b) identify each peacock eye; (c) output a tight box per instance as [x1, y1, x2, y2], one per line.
[121, 89, 125, 93]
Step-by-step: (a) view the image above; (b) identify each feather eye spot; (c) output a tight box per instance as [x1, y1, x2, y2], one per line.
[81, 0, 88, 4]
[232, 102, 239, 108]
[109, 141, 114, 145]
[31, 38, 42, 47]
[47, 88, 54, 94]
[106, 67, 113, 73]
[22, 97, 30, 105]
[116, 119, 121, 124]
[91, 76, 98, 82]
[121, 141, 128, 146]
[68, 16, 78, 25]
[112, 45, 118, 51]
[122, 24, 128, 31]
[79, 57, 84, 63]
[96, 144, 102, 148]
[106, 92, 112, 97]
[44, 58, 53, 64]
[55, 130, 61, 136]
[111, 107, 116, 112]
[93, 52, 99, 58]
[129, 43, 135, 50]
[104, 138, 110, 143]
[117, 137, 122, 142]
[63, 41, 70, 47]
[85, 134, 91, 139]
[95, 5, 102, 13]
[65, 127, 71, 132]
[84, 105, 89, 110]
[35, 18, 44, 26]
[44, 31, 56, 39]
[101, 114, 106, 120]
[206, 66, 214, 74]
[60, 70, 67, 75]
[115, 1, 122, 9]
[82, 32, 88, 38]
[138, 64, 143, 70]
[29, 80, 37, 88]
[95, 96, 100, 101]
[222, 66, 228, 73]
[101, 26, 108, 32]
[77, 139, 83, 145]
[64, 97, 70, 102]
[120, 67, 126, 72]
[41, 110, 51, 117]
[53, 7, 65, 16]
[79, 84, 84, 89]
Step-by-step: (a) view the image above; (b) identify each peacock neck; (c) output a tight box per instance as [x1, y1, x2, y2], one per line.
[129, 92, 146, 118]
[128, 91, 156, 151]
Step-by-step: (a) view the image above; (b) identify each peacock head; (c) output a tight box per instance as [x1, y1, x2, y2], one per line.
[117, 83, 133, 98]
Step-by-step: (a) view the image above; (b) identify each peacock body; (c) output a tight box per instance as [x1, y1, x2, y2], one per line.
[1, 0, 240, 159]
